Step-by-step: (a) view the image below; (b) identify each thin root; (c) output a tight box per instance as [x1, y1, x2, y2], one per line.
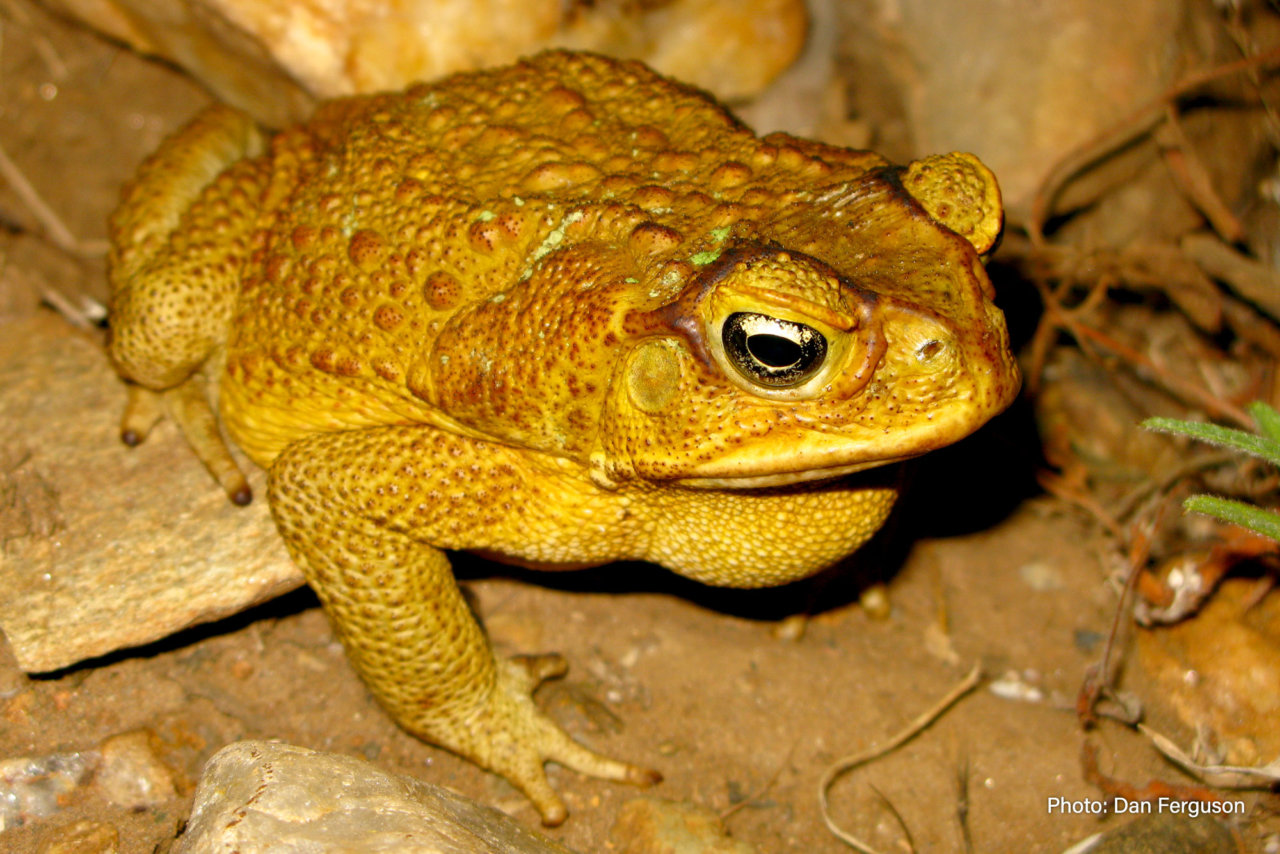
[818, 663, 982, 853]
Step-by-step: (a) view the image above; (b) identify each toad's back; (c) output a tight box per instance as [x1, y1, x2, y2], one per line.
[218, 51, 888, 465]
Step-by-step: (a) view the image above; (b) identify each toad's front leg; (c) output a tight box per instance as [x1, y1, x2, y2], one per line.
[267, 425, 659, 825]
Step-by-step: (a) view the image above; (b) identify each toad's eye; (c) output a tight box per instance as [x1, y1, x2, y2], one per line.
[722, 312, 827, 388]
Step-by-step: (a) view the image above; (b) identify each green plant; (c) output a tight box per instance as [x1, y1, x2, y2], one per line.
[1143, 401, 1280, 541]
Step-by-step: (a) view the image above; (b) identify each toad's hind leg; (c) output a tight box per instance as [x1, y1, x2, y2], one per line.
[107, 105, 266, 504]
[268, 426, 660, 826]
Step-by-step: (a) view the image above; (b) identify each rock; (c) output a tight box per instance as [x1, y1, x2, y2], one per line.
[1067, 813, 1239, 853]
[0, 314, 303, 673]
[609, 797, 757, 854]
[38, 0, 806, 127]
[735, 0, 851, 141]
[836, 0, 1238, 225]
[91, 730, 178, 810]
[174, 741, 578, 854]
[1137, 578, 1280, 764]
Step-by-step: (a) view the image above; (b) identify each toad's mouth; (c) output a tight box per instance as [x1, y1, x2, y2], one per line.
[655, 395, 985, 489]
[672, 456, 913, 489]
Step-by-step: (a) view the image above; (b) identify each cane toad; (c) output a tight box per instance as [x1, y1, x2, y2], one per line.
[107, 50, 1019, 825]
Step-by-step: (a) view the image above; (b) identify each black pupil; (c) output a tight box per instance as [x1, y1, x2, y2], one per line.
[747, 334, 801, 368]
[722, 312, 827, 388]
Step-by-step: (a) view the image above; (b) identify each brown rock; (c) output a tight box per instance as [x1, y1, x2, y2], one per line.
[1138, 578, 1280, 765]
[836, 0, 1235, 224]
[0, 314, 302, 673]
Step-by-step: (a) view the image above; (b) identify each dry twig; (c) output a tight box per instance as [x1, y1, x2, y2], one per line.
[719, 741, 797, 822]
[1029, 45, 1280, 245]
[1081, 740, 1226, 806]
[1155, 107, 1246, 244]
[819, 664, 982, 854]
[1140, 723, 1280, 789]
[1011, 45, 1280, 416]
[1182, 231, 1280, 323]
[1042, 290, 1254, 429]
[1077, 520, 1154, 729]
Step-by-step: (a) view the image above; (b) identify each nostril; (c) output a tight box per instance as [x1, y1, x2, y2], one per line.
[916, 339, 945, 362]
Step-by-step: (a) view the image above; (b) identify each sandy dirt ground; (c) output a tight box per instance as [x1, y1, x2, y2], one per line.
[1, 2, 1277, 852]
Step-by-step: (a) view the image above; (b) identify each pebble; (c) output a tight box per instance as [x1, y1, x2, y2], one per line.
[609, 796, 757, 854]
[91, 730, 177, 810]
[0, 752, 95, 831]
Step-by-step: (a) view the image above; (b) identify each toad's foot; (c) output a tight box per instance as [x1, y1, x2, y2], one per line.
[442, 652, 661, 826]
[118, 380, 252, 505]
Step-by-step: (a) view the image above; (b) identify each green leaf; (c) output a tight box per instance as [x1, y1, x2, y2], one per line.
[1249, 401, 1280, 445]
[1183, 494, 1280, 541]
[1143, 404, 1280, 544]
[1142, 416, 1280, 469]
